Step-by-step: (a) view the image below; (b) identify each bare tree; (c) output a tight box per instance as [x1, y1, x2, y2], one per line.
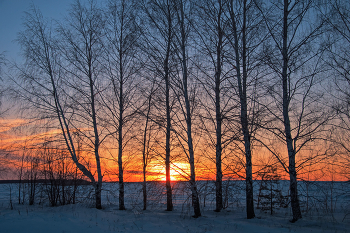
[138, 80, 159, 210]
[13, 4, 106, 209]
[103, 0, 141, 210]
[141, 0, 176, 211]
[256, 0, 329, 222]
[56, 0, 106, 209]
[192, 0, 232, 212]
[322, 0, 350, 180]
[226, 0, 267, 219]
[173, 0, 201, 217]
[141, 91, 152, 211]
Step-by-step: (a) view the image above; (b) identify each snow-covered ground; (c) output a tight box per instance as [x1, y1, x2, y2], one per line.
[0, 181, 349, 233]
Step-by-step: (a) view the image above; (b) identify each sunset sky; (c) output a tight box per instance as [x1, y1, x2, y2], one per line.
[0, 0, 348, 183]
[1, 116, 344, 182]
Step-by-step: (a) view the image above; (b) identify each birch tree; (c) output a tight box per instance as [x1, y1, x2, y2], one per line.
[193, 0, 233, 212]
[256, 0, 328, 222]
[57, 0, 105, 209]
[16, 4, 104, 209]
[139, 80, 159, 210]
[173, 0, 201, 217]
[103, 0, 141, 210]
[323, 0, 350, 179]
[141, 0, 176, 211]
[226, 0, 267, 219]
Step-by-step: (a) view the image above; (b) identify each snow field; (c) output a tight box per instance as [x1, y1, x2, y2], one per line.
[0, 181, 349, 233]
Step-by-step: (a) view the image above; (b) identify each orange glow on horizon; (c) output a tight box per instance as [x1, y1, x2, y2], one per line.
[159, 169, 180, 182]
[1, 118, 350, 183]
[142, 162, 191, 182]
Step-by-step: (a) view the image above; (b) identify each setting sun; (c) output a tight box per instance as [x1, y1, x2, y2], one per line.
[160, 173, 177, 182]
[147, 162, 190, 182]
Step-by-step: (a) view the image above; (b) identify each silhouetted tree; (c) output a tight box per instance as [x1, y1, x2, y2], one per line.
[256, 0, 329, 222]
[193, 0, 231, 212]
[141, 0, 176, 211]
[15, 2, 105, 209]
[173, 0, 201, 217]
[57, 0, 106, 209]
[103, 0, 141, 210]
[226, 0, 267, 219]
[323, 0, 350, 180]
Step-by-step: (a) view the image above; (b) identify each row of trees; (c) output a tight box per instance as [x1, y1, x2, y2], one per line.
[1, 0, 350, 222]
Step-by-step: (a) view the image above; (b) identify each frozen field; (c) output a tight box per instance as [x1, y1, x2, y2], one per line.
[0, 180, 349, 233]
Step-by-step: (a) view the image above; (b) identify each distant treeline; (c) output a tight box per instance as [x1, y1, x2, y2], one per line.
[0, 179, 91, 185]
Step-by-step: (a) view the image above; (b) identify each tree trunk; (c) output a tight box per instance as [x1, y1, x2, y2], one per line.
[142, 0, 175, 211]
[118, 43, 126, 210]
[17, 4, 103, 209]
[142, 170, 147, 211]
[165, 6, 173, 210]
[165, 81, 173, 211]
[118, 88, 126, 210]
[215, 0, 223, 213]
[230, 0, 255, 219]
[142, 92, 152, 211]
[18, 152, 24, 204]
[95, 182, 102, 209]
[89, 53, 102, 209]
[177, 0, 201, 218]
[185, 52, 201, 218]
[282, 0, 302, 222]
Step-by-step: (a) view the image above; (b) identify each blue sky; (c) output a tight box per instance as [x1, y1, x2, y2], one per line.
[0, 0, 73, 63]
